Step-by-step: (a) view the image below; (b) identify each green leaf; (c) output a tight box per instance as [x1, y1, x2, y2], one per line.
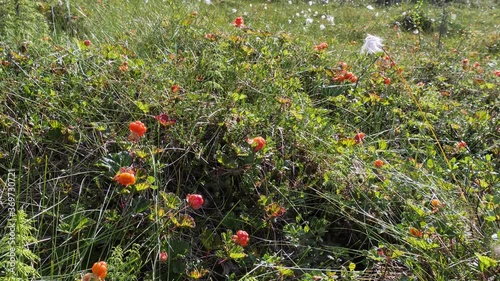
[229, 252, 247, 259]
[304, 225, 310, 233]
[147, 176, 155, 183]
[475, 253, 498, 271]
[132, 196, 150, 213]
[135, 101, 150, 113]
[216, 151, 238, 168]
[277, 266, 294, 277]
[160, 191, 182, 209]
[170, 214, 196, 228]
[200, 229, 220, 251]
[96, 151, 133, 174]
[484, 216, 497, 222]
[291, 110, 303, 120]
[134, 182, 150, 192]
[135, 150, 148, 158]
[378, 140, 387, 150]
[72, 217, 92, 233]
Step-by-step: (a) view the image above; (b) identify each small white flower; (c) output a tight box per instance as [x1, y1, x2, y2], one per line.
[320, 24, 326, 30]
[308, 1, 313, 5]
[321, 15, 326, 19]
[204, 0, 211, 4]
[288, 0, 292, 4]
[264, 4, 267, 10]
[326, 15, 334, 24]
[413, 29, 419, 34]
[244, 12, 247, 16]
[288, 19, 292, 24]
[232, 8, 237, 13]
[306, 18, 313, 25]
[360, 34, 384, 55]
[375, 12, 379, 17]
[249, 3, 252, 7]
[366, 5, 374, 10]
[296, 13, 300, 17]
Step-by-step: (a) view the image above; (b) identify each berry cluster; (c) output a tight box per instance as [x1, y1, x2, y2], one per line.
[332, 62, 358, 83]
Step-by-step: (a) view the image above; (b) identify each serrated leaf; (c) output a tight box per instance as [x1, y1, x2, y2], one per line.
[200, 229, 217, 250]
[135, 150, 148, 158]
[277, 266, 294, 277]
[160, 191, 182, 209]
[135, 101, 150, 113]
[378, 140, 387, 150]
[188, 268, 209, 279]
[73, 217, 93, 233]
[134, 182, 150, 192]
[475, 253, 498, 271]
[132, 196, 150, 213]
[229, 252, 247, 259]
[291, 110, 303, 120]
[96, 151, 132, 174]
[170, 214, 196, 228]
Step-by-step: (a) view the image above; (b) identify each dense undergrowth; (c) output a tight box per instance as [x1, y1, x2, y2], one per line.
[0, 0, 499, 280]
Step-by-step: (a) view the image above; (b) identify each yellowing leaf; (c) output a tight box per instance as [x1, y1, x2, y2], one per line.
[160, 191, 182, 209]
[378, 140, 387, 150]
[475, 253, 498, 271]
[135, 101, 150, 113]
[188, 268, 209, 279]
[291, 110, 303, 120]
[157, 208, 165, 217]
[170, 214, 196, 228]
[277, 266, 294, 277]
[134, 182, 150, 191]
[229, 252, 247, 259]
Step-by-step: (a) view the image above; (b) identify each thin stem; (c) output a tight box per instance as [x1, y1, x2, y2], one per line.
[383, 48, 465, 200]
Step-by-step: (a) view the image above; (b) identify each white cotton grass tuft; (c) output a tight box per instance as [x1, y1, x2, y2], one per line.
[326, 15, 334, 25]
[360, 34, 384, 55]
